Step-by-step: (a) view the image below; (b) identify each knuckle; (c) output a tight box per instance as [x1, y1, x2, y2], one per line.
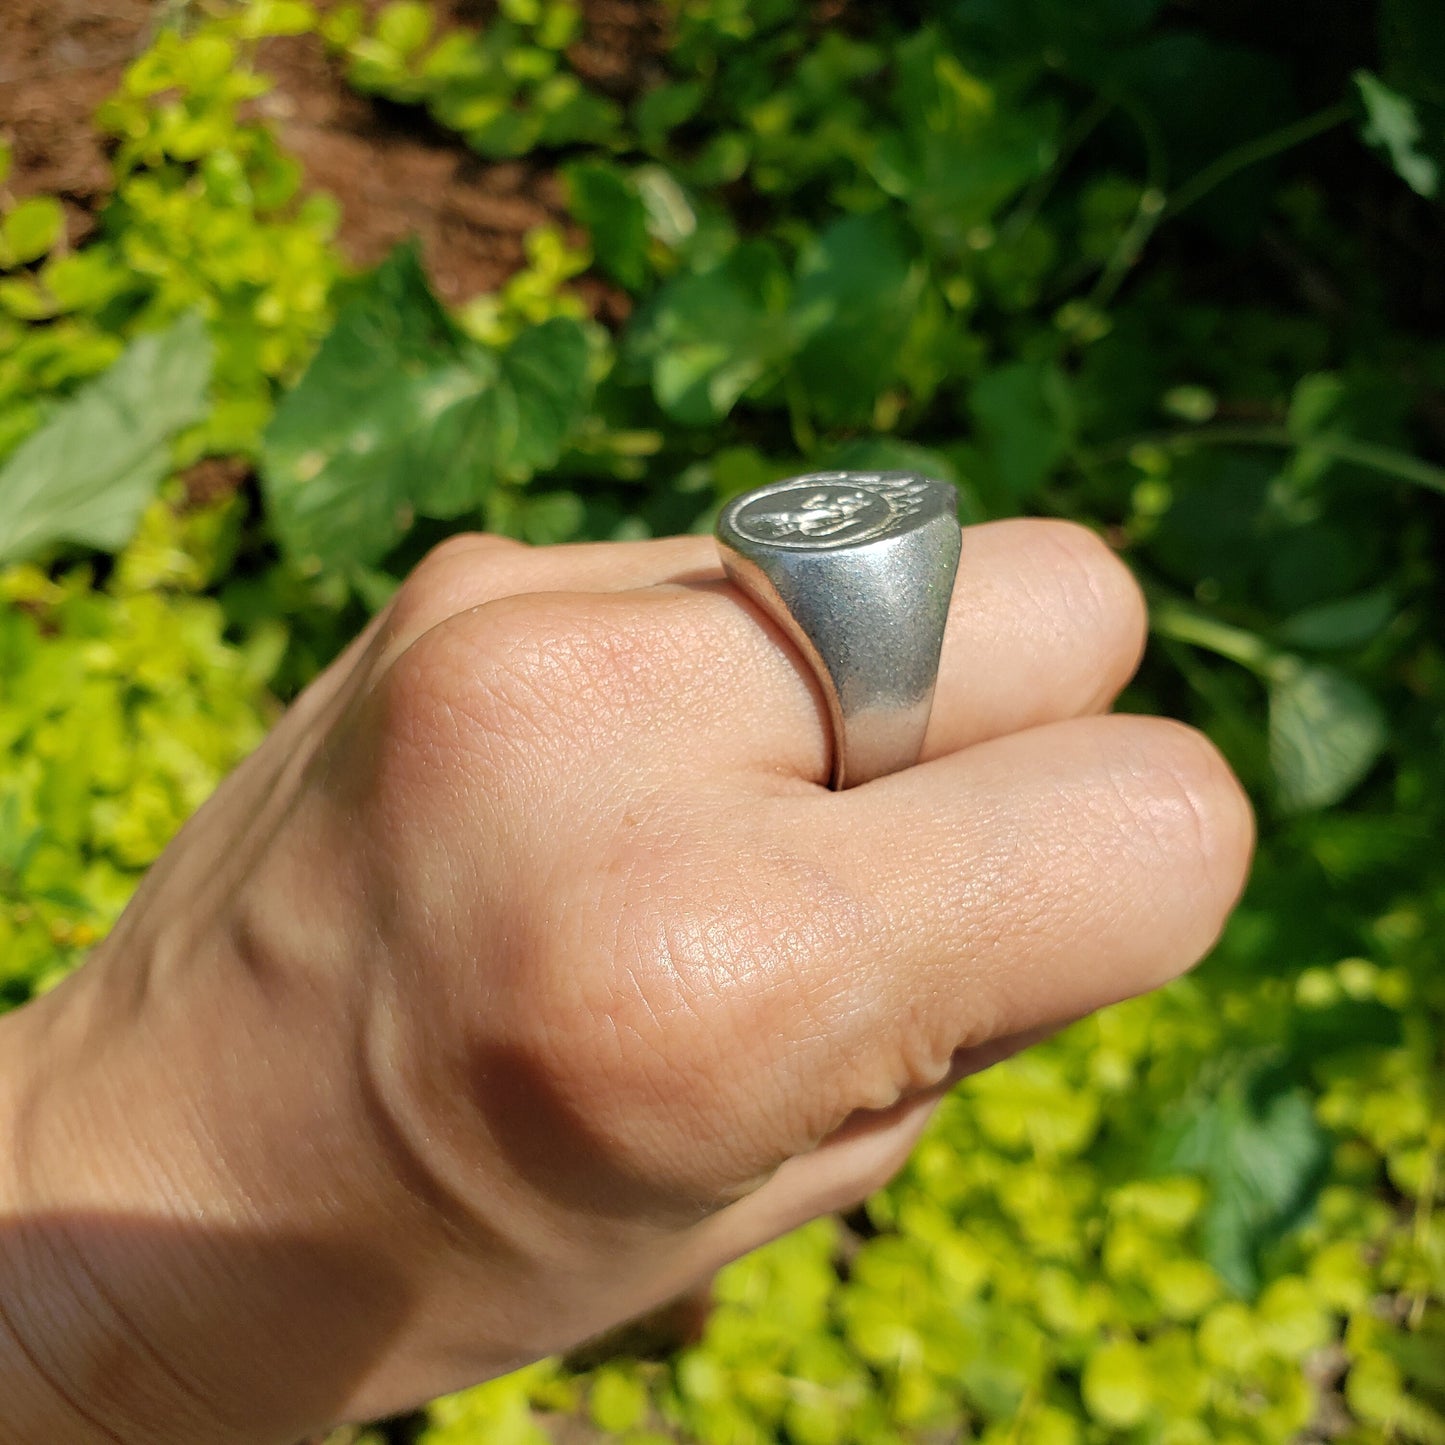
[474, 592, 702, 748]
[563, 824, 887, 1188]
[384, 532, 526, 650]
[1107, 717, 1255, 901]
[422, 529, 523, 566]
[370, 605, 554, 787]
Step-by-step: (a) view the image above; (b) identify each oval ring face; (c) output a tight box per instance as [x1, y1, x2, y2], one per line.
[727, 472, 934, 550]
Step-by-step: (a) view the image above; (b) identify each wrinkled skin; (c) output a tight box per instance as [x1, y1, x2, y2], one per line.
[0, 522, 1253, 1444]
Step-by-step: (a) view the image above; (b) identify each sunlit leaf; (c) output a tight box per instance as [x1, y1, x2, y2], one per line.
[1356, 70, 1440, 197]
[1082, 1339, 1152, 1429]
[261, 244, 591, 570]
[0, 196, 65, 268]
[633, 241, 795, 425]
[0, 312, 211, 565]
[1269, 660, 1388, 813]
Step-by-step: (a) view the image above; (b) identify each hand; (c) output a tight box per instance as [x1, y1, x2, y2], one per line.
[0, 520, 1252, 1445]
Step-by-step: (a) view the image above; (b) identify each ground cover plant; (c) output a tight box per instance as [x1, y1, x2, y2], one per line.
[1, 0, 1442, 1441]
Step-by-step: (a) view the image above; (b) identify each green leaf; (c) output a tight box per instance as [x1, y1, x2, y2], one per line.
[237, 0, 317, 38]
[1269, 660, 1388, 813]
[968, 360, 1072, 507]
[496, 318, 592, 474]
[374, 0, 434, 55]
[633, 79, 706, 151]
[1151, 1060, 1331, 1297]
[1356, 70, 1440, 197]
[792, 212, 920, 428]
[874, 30, 1053, 254]
[1, 196, 65, 268]
[413, 319, 591, 518]
[588, 1366, 649, 1434]
[262, 245, 592, 571]
[262, 244, 476, 569]
[1273, 589, 1397, 650]
[0, 312, 211, 566]
[634, 241, 795, 425]
[1082, 1338, 1153, 1429]
[566, 160, 650, 291]
[1286, 372, 1346, 440]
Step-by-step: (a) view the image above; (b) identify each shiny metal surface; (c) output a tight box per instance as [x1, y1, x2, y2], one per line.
[715, 471, 962, 789]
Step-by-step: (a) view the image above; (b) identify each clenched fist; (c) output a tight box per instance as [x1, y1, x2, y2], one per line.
[0, 520, 1252, 1445]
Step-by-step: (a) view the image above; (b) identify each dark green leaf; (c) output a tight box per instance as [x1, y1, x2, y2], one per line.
[1151, 1060, 1331, 1297]
[632, 79, 706, 151]
[263, 246, 592, 571]
[535, 80, 622, 149]
[633, 241, 795, 425]
[948, 0, 1167, 61]
[0, 312, 211, 565]
[1115, 35, 1292, 241]
[1273, 589, 1397, 650]
[793, 212, 920, 428]
[1380, 0, 1445, 104]
[968, 360, 1071, 507]
[1269, 661, 1388, 814]
[566, 160, 650, 291]
[261, 244, 479, 569]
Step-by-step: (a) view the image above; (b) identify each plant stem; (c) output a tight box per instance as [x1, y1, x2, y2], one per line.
[1150, 596, 1280, 675]
[1095, 423, 1445, 497]
[1002, 93, 1113, 239]
[1082, 100, 1354, 308]
[1164, 101, 1355, 218]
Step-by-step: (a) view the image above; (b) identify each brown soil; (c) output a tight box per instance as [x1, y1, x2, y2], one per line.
[0, 0, 156, 247]
[0, 0, 664, 305]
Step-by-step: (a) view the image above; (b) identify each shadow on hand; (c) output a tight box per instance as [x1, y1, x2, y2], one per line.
[0, 1212, 414, 1445]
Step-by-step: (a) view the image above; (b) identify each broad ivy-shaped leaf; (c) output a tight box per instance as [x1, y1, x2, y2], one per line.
[0, 311, 211, 566]
[410, 317, 592, 518]
[793, 212, 921, 428]
[262, 244, 592, 571]
[262, 243, 471, 569]
[632, 240, 795, 426]
[1151, 1058, 1330, 1297]
[1269, 659, 1388, 814]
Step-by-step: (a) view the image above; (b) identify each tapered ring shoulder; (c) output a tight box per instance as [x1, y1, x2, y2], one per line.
[715, 471, 962, 789]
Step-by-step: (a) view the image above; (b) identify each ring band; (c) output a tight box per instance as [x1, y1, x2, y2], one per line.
[715, 471, 962, 789]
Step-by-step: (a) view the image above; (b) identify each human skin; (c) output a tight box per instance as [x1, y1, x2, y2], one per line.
[0, 520, 1253, 1444]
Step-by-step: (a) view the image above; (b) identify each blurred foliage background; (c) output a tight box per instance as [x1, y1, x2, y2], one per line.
[1, 0, 1442, 1441]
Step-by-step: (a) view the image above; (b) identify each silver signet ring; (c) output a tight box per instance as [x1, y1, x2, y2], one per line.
[715, 471, 962, 789]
